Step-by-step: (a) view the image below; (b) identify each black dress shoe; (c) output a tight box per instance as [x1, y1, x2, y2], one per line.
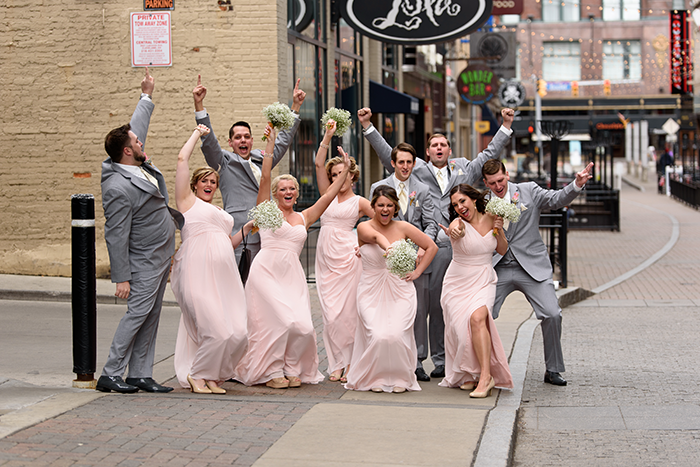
[125, 377, 174, 393]
[415, 368, 431, 382]
[430, 365, 445, 378]
[544, 371, 567, 386]
[96, 376, 139, 393]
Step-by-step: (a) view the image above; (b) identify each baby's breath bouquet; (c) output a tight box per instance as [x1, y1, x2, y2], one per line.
[248, 200, 285, 232]
[485, 197, 521, 236]
[321, 107, 352, 137]
[385, 239, 418, 277]
[261, 102, 296, 141]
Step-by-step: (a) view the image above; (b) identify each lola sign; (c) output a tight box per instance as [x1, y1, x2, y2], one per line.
[340, 0, 493, 45]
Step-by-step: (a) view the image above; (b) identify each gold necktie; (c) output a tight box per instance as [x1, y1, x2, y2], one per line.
[249, 160, 261, 185]
[398, 182, 408, 215]
[140, 166, 159, 189]
[436, 170, 446, 194]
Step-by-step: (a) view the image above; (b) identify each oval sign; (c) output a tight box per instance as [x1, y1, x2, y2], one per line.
[340, 0, 493, 45]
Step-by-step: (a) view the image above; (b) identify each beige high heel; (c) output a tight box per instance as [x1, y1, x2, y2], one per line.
[205, 381, 226, 394]
[266, 377, 289, 389]
[459, 381, 477, 391]
[187, 374, 212, 394]
[469, 377, 495, 398]
[287, 376, 301, 388]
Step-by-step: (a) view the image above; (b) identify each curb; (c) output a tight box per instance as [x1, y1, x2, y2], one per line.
[0, 290, 179, 307]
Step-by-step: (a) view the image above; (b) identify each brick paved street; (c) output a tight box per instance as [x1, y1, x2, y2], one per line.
[513, 178, 700, 466]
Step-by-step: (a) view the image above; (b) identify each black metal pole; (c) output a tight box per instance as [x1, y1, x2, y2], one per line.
[71, 194, 97, 388]
[550, 138, 559, 190]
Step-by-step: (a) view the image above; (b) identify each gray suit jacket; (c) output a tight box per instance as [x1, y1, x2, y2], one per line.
[369, 176, 437, 240]
[101, 98, 180, 283]
[196, 112, 300, 244]
[365, 125, 509, 243]
[491, 181, 581, 282]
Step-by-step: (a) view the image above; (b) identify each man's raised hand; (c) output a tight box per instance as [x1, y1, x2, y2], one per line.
[193, 74, 207, 111]
[575, 162, 594, 188]
[291, 79, 306, 112]
[141, 67, 155, 96]
[358, 108, 372, 129]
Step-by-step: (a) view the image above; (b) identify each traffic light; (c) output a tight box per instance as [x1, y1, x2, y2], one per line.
[571, 81, 579, 97]
[603, 79, 611, 96]
[537, 79, 547, 97]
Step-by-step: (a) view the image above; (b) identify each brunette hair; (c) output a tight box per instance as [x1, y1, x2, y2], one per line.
[229, 121, 252, 139]
[370, 185, 400, 218]
[448, 184, 488, 222]
[482, 159, 507, 178]
[390, 142, 417, 163]
[104, 124, 132, 163]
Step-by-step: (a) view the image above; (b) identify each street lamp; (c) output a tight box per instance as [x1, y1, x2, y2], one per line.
[539, 120, 572, 189]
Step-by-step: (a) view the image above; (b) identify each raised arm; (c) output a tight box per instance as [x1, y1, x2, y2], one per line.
[302, 146, 350, 227]
[192, 75, 227, 170]
[256, 125, 276, 205]
[130, 67, 155, 147]
[268, 79, 306, 167]
[314, 120, 337, 195]
[358, 107, 394, 172]
[462, 108, 516, 185]
[176, 125, 210, 212]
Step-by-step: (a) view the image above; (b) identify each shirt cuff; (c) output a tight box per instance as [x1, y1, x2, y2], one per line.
[573, 181, 584, 192]
[140, 93, 152, 102]
[363, 124, 376, 136]
[194, 109, 207, 119]
[499, 125, 513, 136]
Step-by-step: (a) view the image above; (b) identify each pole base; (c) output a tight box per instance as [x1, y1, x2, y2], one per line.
[72, 379, 97, 389]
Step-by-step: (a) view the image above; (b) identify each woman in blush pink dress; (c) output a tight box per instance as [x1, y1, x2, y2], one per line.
[235, 126, 354, 389]
[438, 184, 513, 398]
[314, 121, 374, 383]
[171, 124, 253, 395]
[344, 185, 437, 393]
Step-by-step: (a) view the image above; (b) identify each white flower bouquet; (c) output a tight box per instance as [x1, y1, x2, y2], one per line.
[248, 200, 285, 232]
[321, 107, 352, 137]
[385, 239, 418, 277]
[261, 102, 296, 141]
[485, 197, 521, 236]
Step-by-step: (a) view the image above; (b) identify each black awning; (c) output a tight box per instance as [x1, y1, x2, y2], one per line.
[369, 80, 420, 115]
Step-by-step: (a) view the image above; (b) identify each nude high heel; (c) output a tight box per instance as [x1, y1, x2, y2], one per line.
[187, 374, 212, 394]
[469, 377, 495, 398]
[205, 381, 226, 394]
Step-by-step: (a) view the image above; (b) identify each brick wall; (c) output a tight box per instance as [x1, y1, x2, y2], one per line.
[0, 0, 288, 277]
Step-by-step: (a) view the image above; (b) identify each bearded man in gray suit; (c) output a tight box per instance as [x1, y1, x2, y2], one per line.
[369, 143, 437, 381]
[483, 159, 593, 386]
[97, 69, 183, 394]
[360, 107, 515, 378]
[192, 75, 306, 263]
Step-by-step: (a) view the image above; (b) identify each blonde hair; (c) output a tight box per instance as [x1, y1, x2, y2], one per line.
[325, 156, 360, 183]
[190, 166, 219, 192]
[271, 174, 300, 204]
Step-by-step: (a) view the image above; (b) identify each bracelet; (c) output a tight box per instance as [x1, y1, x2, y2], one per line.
[319, 143, 329, 149]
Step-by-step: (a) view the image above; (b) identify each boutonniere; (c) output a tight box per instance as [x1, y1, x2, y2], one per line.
[143, 157, 153, 167]
[511, 192, 519, 204]
[449, 160, 456, 171]
[409, 191, 417, 206]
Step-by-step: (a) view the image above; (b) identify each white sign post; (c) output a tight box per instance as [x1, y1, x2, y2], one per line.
[131, 12, 172, 67]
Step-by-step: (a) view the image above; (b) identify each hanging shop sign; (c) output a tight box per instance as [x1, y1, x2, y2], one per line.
[339, 0, 493, 45]
[491, 0, 522, 16]
[498, 80, 525, 108]
[470, 31, 516, 79]
[457, 64, 498, 105]
[670, 10, 693, 94]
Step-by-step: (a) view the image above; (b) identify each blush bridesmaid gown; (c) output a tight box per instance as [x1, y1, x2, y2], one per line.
[438, 221, 513, 390]
[171, 197, 248, 388]
[344, 243, 421, 392]
[315, 195, 362, 376]
[235, 212, 324, 385]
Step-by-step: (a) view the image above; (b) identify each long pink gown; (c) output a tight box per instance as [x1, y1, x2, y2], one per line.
[439, 221, 513, 389]
[171, 197, 248, 388]
[315, 195, 362, 375]
[344, 243, 421, 392]
[235, 212, 324, 385]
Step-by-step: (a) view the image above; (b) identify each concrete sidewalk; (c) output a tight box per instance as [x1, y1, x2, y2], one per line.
[1, 172, 685, 466]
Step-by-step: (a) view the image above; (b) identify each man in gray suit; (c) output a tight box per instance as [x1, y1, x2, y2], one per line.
[483, 159, 593, 386]
[192, 75, 305, 263]
[97, 69, 183, 394]
[360, 107, 515, 378]
[369, 143, 437, 381]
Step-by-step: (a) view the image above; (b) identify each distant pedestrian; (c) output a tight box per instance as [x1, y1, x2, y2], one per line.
[482, 159, 593, 387]
[656, 146, 673, 194]
[97, 69, 183, 394]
